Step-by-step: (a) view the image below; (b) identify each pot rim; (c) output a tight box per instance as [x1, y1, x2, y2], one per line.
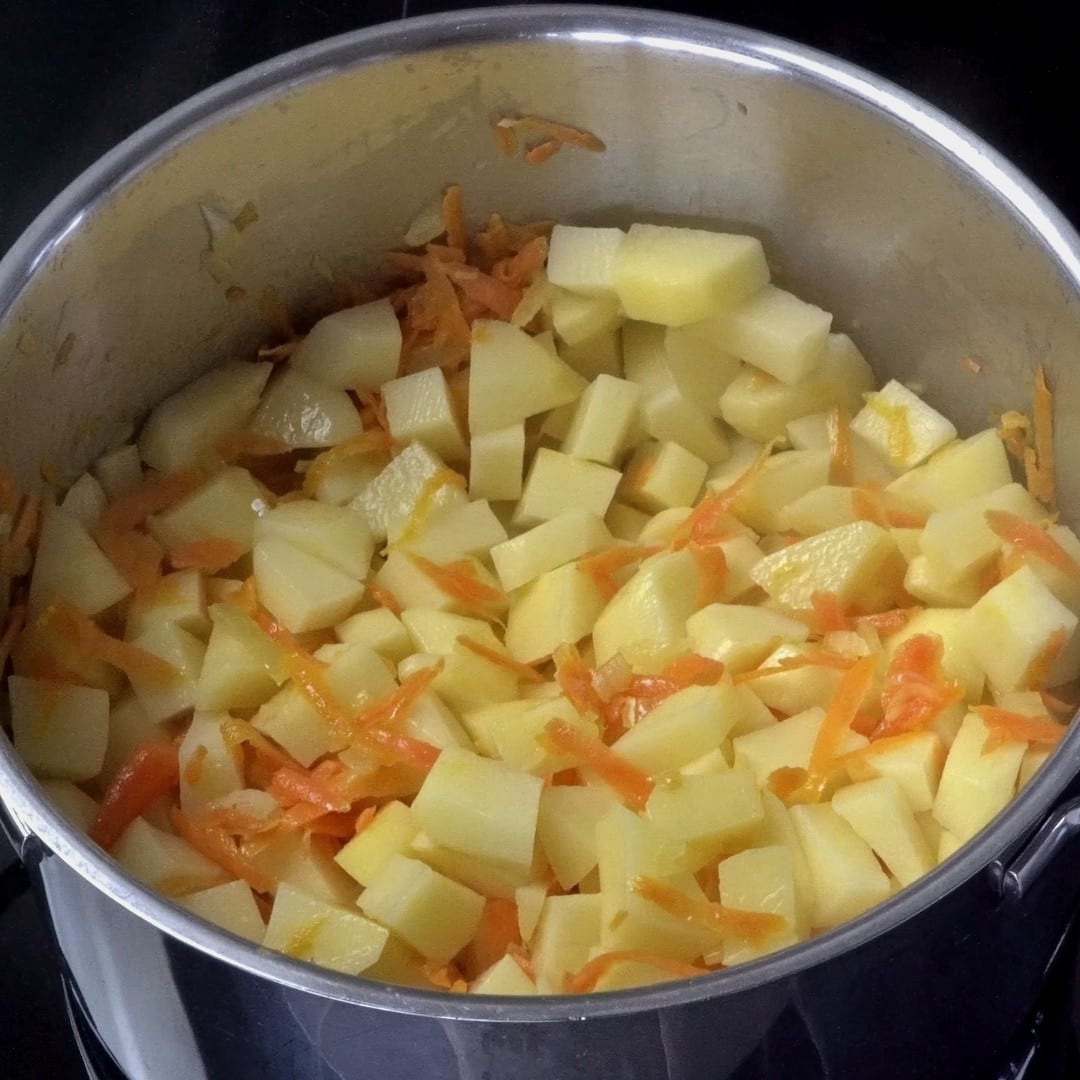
[2, 3, 1080, 1023]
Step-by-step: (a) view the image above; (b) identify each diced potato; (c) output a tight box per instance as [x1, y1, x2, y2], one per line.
[716, 846, 800, 964]
[469, 423, 525, 502]
[376, 551, 505, 620]
[832, 777, 935, 887]
[127, 622, 206, 724]
[39, 779, 99, 833]
[558, 327, 623, 381]
[720, 334, 874, 442]
[785, 412, 896, 486]
[410, 747, 543, 872]
[789, 803, 891, 929]
[730, 450, 830, 535]
[1020, 524, 1080, 615]
[886, 609, 985, 702]
[249, 831, 360, 906]
[686, 603, 810, 674]
[334, 801, 418, 887]
[903, 556, 982, 609]
[59, 472, 108, 529]
[623, 321, 731, 464]
[8, 676, 109, 781]
[537, 785, 618, 890]
[138, 361, 273, 472]
[176, 712, 244, 818]
[358, 854, 484, 964]
[851, 380, 957, 470]
[305, 444, 391, 506]
[397, 498, 507, 563]
[407, 832, 534, 900]
[646, 770, 764, 871]
[469, 320, 586, 434]
[613, 224, 769, 326]
[751, 520, 900, 613]
[514, 448, 621, 527]
[777, 485, 859, 536]
[180, 880, 265, 943]
[265, 882, 388, 974]
[545, 225, 625, 296]
[959, 565, 1079, 693]
[489, 696, 598, 775]
[663, 323, 743, 416]
[148, 466, 268, 553]
[531, 894, 603, 993]
[605, 500, 650, 542]
[756, 791, 815, 933]
[611, 684, 737, 777]
[336, 607, 413, 663]
[551, 289, 623, 346]
[491, 510, 611, 592]
[253, 500, 374, 580]
[289, 299, 401, 391]
[619, 440, 707, 514]
[712, 285, 832, 385]
[93, 443, 142, 501]
[114, 817, 229, 896]
[932, 712, 1027, 842]
[515, 881, 549, 942]
[560, 374, 641, 465]
[254, 536, 365, 634]
[743, 644, 847, 716]
[96, 694, 170, 790]
[125, 569, 209, 641]
[28, 505, 132, 616]
[884, 428, 1012, 515]
[1019, 747, 1052, 789]
[382, 367, 468, 462]
[249, 367, 365, 448]
[591, 548, 701, 670]
[195, 614, 280, 712]
[844, 732, 946, 812]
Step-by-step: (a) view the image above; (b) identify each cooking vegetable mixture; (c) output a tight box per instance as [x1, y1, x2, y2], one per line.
[1, 188, 1075, 995]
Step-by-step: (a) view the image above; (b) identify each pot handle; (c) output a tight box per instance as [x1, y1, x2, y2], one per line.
[989, 796, 1080, 901]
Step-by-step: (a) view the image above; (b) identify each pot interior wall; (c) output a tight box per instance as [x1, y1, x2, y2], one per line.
[1, 28, 1078, 523]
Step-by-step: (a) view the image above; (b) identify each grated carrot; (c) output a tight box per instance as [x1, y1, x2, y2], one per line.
[525, 139, 561, 165]
[873, 633, 961, 741]
[810, 591, 853, 634]
[491, 235, 549, 290]
[221, 717, 297, 774]
[732, 649, 855, 685]
[460, 898, 521, 981]
[441, 184, 468, 253]
[183, 743, 208, 787]
[632, 876, 785, 942]
[97, 469, 201, 535]
[538, 720, 654, 810]
[565, 950, 706, 993]
[984, 509, 1080, 579]
[497, 115, 606, 154]
[409, 555, 506, 614]
[89, 743, 181, 849]
[827, 405, 854, 487]
[490, 117, 518, 157]
[577, 544, 660, 600]
[168, 537, 245, 573]
[352, 661, 445, 733]
[1022, 627, 1069, 691]
[457, 634, 544, 683]
[808, 655, 878, 786]
[368, 583, 403, 618]
[963, 357, 983, 375]
[447, 264, 522, 322]
[553, 642, 605, 717]
[268, 761, 354, 814]
[975, 705, 1066, 754]
[353, 804, 378, 835]
[171, 807, 274, 894]
[690, 542, 729, 606]
[359, 726, 441, 771]
[856, 607, 919, 638]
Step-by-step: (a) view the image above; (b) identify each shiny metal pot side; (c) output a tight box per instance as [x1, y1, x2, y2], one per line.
[3, 7, 1080, 1079]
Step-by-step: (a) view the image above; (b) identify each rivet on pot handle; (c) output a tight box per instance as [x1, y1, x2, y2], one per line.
[989, 797, 1080, 902]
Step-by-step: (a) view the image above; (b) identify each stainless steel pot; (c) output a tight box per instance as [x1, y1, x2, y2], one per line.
[3, 7, 1080, 1079]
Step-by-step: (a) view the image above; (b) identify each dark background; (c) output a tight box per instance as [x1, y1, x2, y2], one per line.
[1, 2, 1077, 1077]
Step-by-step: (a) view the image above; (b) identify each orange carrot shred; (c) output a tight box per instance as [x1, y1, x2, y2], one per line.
[457, 634, 544, 683]
[447, 265, 522, 322]
[856, 607, 919, 637]
[565, 950, 706, 993]
[352, 661, 445, 732]
[501, 115, 606, 153]
[632, 876, 785, 941]
[873, 633, 961, 741]
[354, 805, 378, 835]
[441, 184, 468, 253]
[810, 591, 854, 634]
[538, 720, 653, 810]
[460, 898, 521, 981]
[689, 542, 729, 606]
[963, 357, 983, 375]
[553, 643, 606, 717]
[732, 650, 855, 685]
[1023, 627, 1069, 691]
[97, 470, 202, 535]
[808, 655, 878, 783]
[827, 404, 854, 487]
[984, 509, 1080, 579]
[490, 117, 519, 157]
[577, 544, 661, 600]
[221, 717, 297, 773]
[89, 743, 181, 849]
[168, 537, 245, 573]
[368, 583, 403, 618]
[491, 235, 549, 289]
[183, 743, 208, 787]
[171, 807, 274, 894]
[409, 555, 506, 613]
[975, 705, 1066, 754]
[525, 139, 561, 165]
[359, 726, 441, 771]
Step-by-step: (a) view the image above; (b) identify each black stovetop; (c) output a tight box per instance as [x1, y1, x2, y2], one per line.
[2, 3, 1079, 1078]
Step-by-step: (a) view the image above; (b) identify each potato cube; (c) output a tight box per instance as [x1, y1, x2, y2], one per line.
[491, 510, 612, 592]
[612, 684, 738, 775]
[537, 785, 618, 890]
[127, 622, 206, 724]
[756, 792, 815, 932]
[531, 894, 603, 989]
[410, 747, 543, 872]
[886, 609, 984, 701]
[623, 322, 731, 464]
[397, 498, 508, 563]
[254, 536, 365, 633]
[180, 880, 266, 943]
[305, 444, 391, 506]
[663, 324, 743, 416]
[903, 556, 982, 608]
[114, 817, 229, 895]
[376, 552, 505, 619]
[407, 832, 534, 900]
[716, 846, 800, 964]
[59, 472, 108, 530]
[720, 333, 874, 442]
[619, 440, 707, 514]
[1021, 524, 1080, 615]
[125, 569, 209, 641]
[686, 603, 810, 674]
[785, 412, 895, 486]
[148, 466, 268, 553]
[559, 327, 623, 381]
[92, 443, 142, 502]
[789, 803, 891, 929]
[39, 779, 99, 833]
[844, 731, 946, 812]
[334, 801, 418, 887]
[545, 225, 625, 296]
[732, 706, 825, 785]
[358, 854, 483, 963]
[932, 712, 1026, 841]
[8, 676, 109, 781]
[560, 374, 641, 466]
[551, 289, 623, 346]
[489, 697, 598, 775]
[249, 367, 365, 448]
[382, 367, 468, 462]
[289, 298, 401, 391]
[469, 423, 525, 502]
[138, 361, 273, 473]
[248, 831, 360, 906]
[253, 499, 374, 580]
[614, 224, 769, 326]
[851, 380, 957, 470]
[471, 953, 538, 995]
[514, 448, 621, 527]
[516, 882, 549, 943]
[468, 320, 586, 434]
[728, 449, 829, 535]
[264, 882, 388, 974]
[177, 712, 244, 817]
[751, 520, 900, 612]
[959, 565, 1078, 692]
[28, 506, 132, 616]
[777, 486, 859, 536]
[743, 644, 846, 716]
[335, 607, 413, 663]
[605, 500, 650, 542]
[713, 285, 832, 385]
